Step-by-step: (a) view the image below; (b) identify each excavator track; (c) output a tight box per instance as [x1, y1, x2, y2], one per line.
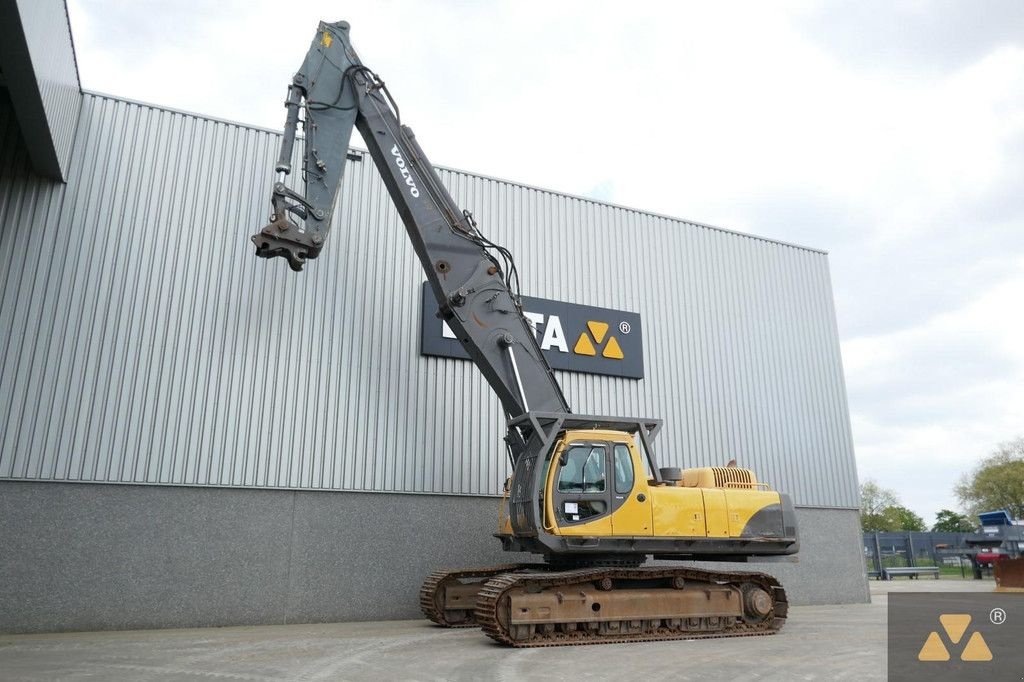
[419, 564, 540, 627]
[475, 566, 787, 647]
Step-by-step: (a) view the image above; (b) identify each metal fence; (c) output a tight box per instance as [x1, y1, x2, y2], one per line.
[863, 532, 974, 577]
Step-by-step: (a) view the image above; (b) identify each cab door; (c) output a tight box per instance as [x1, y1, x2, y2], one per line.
[609, 441, 653, 536]
[550, 443, 613, 536]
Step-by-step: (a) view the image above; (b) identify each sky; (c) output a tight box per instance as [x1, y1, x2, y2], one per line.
[65, 0, 1024, 524]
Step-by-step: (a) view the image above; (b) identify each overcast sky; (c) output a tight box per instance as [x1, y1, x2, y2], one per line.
[65, 0, 1024, 524]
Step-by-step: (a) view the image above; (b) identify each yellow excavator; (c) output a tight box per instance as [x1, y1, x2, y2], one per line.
[251, 20, 799, 646]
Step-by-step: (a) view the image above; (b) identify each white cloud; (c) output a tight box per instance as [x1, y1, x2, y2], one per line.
[845, 268, 1024, 521]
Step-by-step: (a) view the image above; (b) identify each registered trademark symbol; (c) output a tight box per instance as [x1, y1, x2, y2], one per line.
[619, 321, 631, 334]
[990, 607, 1006, 625]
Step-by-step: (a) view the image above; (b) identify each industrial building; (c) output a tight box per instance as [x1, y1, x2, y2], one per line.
[0, 0, 867, 634]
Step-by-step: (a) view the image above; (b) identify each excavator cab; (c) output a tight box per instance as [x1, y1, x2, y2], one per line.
[497, 419, 798, 563]
[543, 431, 651, 538]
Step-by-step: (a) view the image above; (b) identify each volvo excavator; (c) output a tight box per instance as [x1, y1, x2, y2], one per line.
[251, 21, 799, 646]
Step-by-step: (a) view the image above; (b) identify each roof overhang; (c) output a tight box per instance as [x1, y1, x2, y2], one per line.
[0, 0, 81, 181]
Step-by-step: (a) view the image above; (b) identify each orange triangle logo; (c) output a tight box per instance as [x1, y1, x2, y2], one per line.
[602, 336, 624, 360]
[918, 614, 994, 663]
[917, 631, 950, 661]
[573, 333, 596, 356]
[961, 632, 993, 661]
[939, 614, 970, 644]
[587, 321, 609, 344]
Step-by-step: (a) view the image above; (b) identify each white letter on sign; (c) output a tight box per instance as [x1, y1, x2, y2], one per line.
[541, 315, 568, 353]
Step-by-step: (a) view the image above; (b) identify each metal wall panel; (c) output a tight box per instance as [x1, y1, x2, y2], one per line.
[0, 92, 859, 508]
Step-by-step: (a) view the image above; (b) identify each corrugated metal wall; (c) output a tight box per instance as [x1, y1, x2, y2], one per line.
[0, 91, 859, 508]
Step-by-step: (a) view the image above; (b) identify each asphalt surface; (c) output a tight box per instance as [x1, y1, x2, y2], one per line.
[0, 579, 996, 681]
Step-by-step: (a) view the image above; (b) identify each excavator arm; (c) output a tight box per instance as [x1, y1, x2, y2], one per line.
[251, 21, 569, 430]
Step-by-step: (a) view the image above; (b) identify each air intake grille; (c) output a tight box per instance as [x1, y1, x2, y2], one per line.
[712, 467, 754, 488]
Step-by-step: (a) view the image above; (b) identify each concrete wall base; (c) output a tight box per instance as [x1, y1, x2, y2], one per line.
[0, 482, 868, 633]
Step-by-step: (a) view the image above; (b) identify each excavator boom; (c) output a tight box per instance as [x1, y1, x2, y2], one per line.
[251, 21, 568, 426]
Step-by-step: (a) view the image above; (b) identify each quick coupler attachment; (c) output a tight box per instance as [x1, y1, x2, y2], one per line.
[250, 216, 324, 272]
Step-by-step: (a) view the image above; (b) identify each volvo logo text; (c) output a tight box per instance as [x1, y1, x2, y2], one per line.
[391, 145, 420, 198]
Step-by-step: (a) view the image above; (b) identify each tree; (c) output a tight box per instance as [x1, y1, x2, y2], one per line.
[883, 505, 926, 531]
[955, 437, 1024, 520]
[861, 480, 898, 515]
[860, 477, 917, 532]
[932, 509, 975, 533]
[860, 480, 925, 531]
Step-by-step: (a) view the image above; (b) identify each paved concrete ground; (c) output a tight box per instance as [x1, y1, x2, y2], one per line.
[0, 579, 997, 681]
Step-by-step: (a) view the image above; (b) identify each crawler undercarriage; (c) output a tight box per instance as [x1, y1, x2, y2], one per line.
[420, 563, 787, 647]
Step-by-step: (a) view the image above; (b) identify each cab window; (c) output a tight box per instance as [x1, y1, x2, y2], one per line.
[613, 444, 634, 494]
[557, 445, 606, 493]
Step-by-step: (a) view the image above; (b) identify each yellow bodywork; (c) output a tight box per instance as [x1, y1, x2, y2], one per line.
[497, 428, 781, 540]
